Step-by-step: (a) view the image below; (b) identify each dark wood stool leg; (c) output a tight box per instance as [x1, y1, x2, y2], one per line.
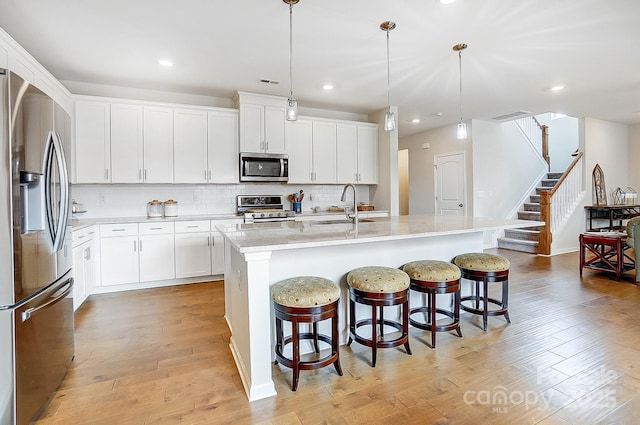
[292, 319, 300, 391]
[475, 280, 480, 310]
[312, 322, 320, 353]
[371, 303, 378, 367]
[502, 280, 511, 323]
[379, 305, 385, 339]
[332, 313, 343, 376]
[274, 316, 282, 365]
[482, 279, 489, 331]
[347, 298, 355, 346]
[454, 288, 463, 337]
[403, 298, 411, 355]
[430, 291, 437, 349]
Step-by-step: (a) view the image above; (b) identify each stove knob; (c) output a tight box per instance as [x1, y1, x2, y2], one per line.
[260, 213, 265, 218]
[252, 213, 257, 218]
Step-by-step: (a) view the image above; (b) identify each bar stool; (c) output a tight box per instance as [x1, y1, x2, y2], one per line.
[402, 260, 462, 349]
[452, 253, 511, 331]
[346, 266, 411, 367]
[272, 276, 343, 391]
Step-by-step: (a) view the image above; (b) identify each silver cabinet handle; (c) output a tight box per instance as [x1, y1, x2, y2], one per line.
[144, 169, 147, 180]
[139, 240, 142, 251]
[139, 169, 142, 180]
[112, 229, 126, 232]
[266, 141, 269, 151]
[105, 168, 109, 180]
[133, 240, 136, 252]
[207, 235, 210, 247]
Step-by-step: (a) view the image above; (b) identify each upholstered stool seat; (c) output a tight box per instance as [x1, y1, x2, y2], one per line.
[346, 266, 412, 367]
[452, 253, 511, 331]
[272, 276, 342, 391]
[402, 260, 463, 349]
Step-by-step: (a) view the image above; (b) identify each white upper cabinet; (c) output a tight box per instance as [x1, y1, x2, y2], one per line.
[208, 110, 239, 183]
[311, 121, 337, 184]
[143, 107, 174, 183]
[110, 104, 143, 183]
[336, 123, 358, 183]
[337, 123, 378, 184]
[237, 93, 286, 154]
[356, 124, 378, 184]
[285, 119, 313, 184]
[75, 101, 111, 183]
[173, 108, 207, 183]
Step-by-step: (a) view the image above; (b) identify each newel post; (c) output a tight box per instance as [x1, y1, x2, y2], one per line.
[541, 125, 550, 171]
[538, 191, 551, 255]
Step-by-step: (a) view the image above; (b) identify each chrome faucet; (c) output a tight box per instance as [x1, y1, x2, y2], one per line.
[341, 184, 358, 225]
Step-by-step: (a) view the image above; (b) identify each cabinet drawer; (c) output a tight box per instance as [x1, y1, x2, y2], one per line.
[72, 225, 97, 247]
[99, 223, 138, 237]
[139, 222, 174, 235]
[175, 220, 211, 233]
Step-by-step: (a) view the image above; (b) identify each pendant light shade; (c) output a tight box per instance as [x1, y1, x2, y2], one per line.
[381, 21, 396, 132]
[453, 43, 468, 139]
[284, 0, 299, 121]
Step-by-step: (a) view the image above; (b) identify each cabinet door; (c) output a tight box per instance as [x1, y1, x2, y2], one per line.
[208, 111, 239, 183]
[72, 244, 86, 311]
[110, 104, 143, 183]
[357, 125, 378, 184]
[239, 103, 264, 152]
[264, 106, 286, 153]
[312, 121, 337, 184]
[173, 108, 207, 183]
[84, 239, 96, 300]
[285, 119, 313, 184]
[139, 233, 175, 282]
[211, 232, 225, 276]
[336, 123, 358, 184]
[144, 107, 174, 183]
[175, 233, 212, 278]
[100, 236, 139, 285]
[75, 101, 110, 183]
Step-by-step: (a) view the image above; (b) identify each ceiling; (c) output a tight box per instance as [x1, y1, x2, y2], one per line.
[1, 0, 639, 137]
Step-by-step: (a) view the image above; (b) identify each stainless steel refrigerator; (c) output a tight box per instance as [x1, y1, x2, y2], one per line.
[0, 69, 74, 425]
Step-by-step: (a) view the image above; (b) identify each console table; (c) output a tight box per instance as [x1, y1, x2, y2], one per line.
[584, 205, 640, 231]
[579, 233, 635, 280]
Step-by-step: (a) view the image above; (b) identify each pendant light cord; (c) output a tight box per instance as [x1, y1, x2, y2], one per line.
[458, 50, 463, 122]
[386, 28, 391, 111]
[289, 1, 294, 98]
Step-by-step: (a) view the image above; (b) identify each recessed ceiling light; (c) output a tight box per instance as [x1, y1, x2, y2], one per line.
[435, 112, 444, 117]
[440, 0, 457, 4]
[322, 84, 334, 90]
[551, 85, 565, 91]
[159, 59, 174, 67]
[411, 118, 421, 123]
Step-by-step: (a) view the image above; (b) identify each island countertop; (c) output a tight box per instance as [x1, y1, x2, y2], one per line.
[217, 214, 543, 253]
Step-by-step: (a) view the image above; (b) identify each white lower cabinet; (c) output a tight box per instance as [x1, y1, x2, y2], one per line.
[99, 223, 139, 285]
[99, 222, 175, 285]
[139, 222, 175, 282]
[72, 225, 97, 311]
[175, 221, 212, 278]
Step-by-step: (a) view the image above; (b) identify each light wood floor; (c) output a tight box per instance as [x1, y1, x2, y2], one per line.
[35, 249, 640, 425]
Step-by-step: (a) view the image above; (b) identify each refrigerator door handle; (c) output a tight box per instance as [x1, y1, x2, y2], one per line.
[20, 277, 73, 323]
[44, 131, 70, 252]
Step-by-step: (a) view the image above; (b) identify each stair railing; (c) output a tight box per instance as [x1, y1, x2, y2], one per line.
[538, 152, 584, 255]
[514, 116, 550, 170]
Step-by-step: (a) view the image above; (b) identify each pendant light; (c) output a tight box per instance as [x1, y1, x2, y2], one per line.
[453, 43, 468, 139]
[380, 21, 396, 132]
[284, 0, 299, 121]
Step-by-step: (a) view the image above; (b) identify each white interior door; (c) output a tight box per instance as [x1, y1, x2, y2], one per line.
[435, 152, 466, 216]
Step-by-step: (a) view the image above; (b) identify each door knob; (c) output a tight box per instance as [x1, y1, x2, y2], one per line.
[458, 204, 463, 207]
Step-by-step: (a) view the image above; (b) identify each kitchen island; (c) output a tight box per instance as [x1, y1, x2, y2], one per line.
[217, 214, 542, 401]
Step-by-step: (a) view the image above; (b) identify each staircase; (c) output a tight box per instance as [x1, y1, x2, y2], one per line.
[497, 172, 563, 253]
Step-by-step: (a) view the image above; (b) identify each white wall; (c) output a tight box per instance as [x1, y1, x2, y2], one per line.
[536, 113, 579, 173]
[629, 123, 640, 191]
[72, 183, 370, 219]
[398, 121, 473, 214]
[584, 118, 629, 203]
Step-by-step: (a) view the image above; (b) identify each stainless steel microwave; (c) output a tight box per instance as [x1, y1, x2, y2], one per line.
[239, 152, 289, 182]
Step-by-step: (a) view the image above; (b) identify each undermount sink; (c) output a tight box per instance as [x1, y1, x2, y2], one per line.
[310, 219, 374, 225]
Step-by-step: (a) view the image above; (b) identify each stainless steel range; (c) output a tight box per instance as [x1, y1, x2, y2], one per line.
[237, 195, 295, 223]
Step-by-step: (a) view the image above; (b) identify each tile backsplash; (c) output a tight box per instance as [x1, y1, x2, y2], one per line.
[72, 184, 372, 218]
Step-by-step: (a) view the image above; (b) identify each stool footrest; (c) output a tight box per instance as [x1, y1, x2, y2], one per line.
[275, 333, 340, 371]
[350, 318, 408, 349]
[460, 295, 508, 316]
[409, 307, 460, 332]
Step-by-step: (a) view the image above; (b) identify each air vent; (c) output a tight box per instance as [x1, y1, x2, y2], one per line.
[490, 110, 533, 122]
[259, 79, 280, 85]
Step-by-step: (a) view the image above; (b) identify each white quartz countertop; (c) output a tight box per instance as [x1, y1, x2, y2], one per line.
[71, 213, 242, 230]
[217, 214, 544, 253]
